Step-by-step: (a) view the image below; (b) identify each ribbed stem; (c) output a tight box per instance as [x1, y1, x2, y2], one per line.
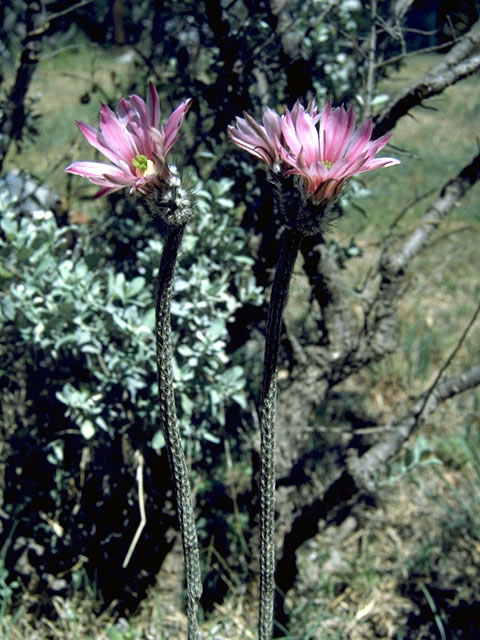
[155, 224, 202, 640]
[259, 227, 303, 640]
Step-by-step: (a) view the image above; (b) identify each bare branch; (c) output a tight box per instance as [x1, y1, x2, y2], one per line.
[363, 0, 378, 120]
[383, 150, 480, 274]
[375, 41, 457, 69]
[415, 300, 480, 424]
[300, 237, 354, 355]
[45, 0, 95, 23]
[354, 150, 480, 364]
[348, 365, 480, 491]
[122, 452, 146, 569]
[274, 364, 480, 628]
[305, 0, 344, 38]
[373, 18, 480, 137]
[392, 0, 415, 24]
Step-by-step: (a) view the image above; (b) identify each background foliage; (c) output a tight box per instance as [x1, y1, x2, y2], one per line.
[0, 1, 479, 638]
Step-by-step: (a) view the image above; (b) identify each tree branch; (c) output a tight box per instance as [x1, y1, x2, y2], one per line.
[373, 18, 480, 137]
[352, 149, 480, 371]
[0, 1, 46, 170]
[300, 236, 354, 355]
[348, 365, 480, 491]
[363, 0, 378, 120]
[392, 0, 415, 24]
[415, 300, 480, 425]
[274, 364, 480, 631]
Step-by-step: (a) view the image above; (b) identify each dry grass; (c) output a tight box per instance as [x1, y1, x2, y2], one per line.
[288, 398, 480, 639]
[1, 43, 479, 640]
[339, 54, 480, 393]
[279, 55, 480, 639]
[4, 41, 138, 219]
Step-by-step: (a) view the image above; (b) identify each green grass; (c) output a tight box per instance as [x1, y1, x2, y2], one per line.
[5, 39, 137, 210]
[349, 54, 479, 234]
[2, 45, 480, 640]
[337, 55, 480, 392]
[288, 57, 480, 638]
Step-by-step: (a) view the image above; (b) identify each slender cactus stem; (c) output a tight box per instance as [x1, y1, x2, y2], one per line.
[155, 223, 202, 640]
[259, 227, 303, 640]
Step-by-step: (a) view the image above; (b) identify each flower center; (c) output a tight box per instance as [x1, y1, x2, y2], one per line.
[132, 154, 156, 178]
[323, 160, 333, 170]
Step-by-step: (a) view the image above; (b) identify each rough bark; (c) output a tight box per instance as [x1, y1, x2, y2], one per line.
[373, 18, 480, 137]
[297, 150, 480, 390]
[273, 365, 480, 633]
[392, 0, 415, 23]
[355, 150, 480, 370]
[301, 236, 354, 354]
[270, 149, 480, 631]
[0, 1, 45, 171]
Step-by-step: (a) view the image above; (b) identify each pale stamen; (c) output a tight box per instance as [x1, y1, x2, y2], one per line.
[132, 154, 156, 178]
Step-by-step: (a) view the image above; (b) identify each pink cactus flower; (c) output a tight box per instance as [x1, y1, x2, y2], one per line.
[228, 101, 321, 169]
[228, 107, 284, 168]
[280, 101, 400, 203]
[229, 100, 400, 204]
[65, 83, 191, 197]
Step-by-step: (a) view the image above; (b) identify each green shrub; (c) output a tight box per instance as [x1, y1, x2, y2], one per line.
[0, 175, 262, 451]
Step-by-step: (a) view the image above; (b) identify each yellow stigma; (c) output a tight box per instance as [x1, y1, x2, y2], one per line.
[132, 154, 156, 177]
[323, 160, 333, 170]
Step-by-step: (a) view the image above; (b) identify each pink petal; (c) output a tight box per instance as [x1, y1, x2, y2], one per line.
[293, 109, 318, 165]
[228, 125, 273, 164]
[357, 156, 401, 172]
[116, 98, 131, 122]
[98, 104, 137, 161]
[126, 117, 154, 158]
[65, 160, 131, 182]
[310, 159, 330, 180]
[344, 119, 373, 161]
[306, 97, 320, 122]
[229, 112, 278, 165]
[163, 99, 192, 155]
[290, 100, 302, 125]
[263, 107, 282, 144]
[329, 151, 370, 180]
[94, 185, 125, 198]
[280, 111, 302, 157]
[325, 105, 356, 162]
[147, 82, 161, 129]
[128, 95, 151, 129]
[365, 133, 393, 158]
[318, 102, 332, 159]
[76, 121, 127, 167]
[242, 112, 271, 147]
